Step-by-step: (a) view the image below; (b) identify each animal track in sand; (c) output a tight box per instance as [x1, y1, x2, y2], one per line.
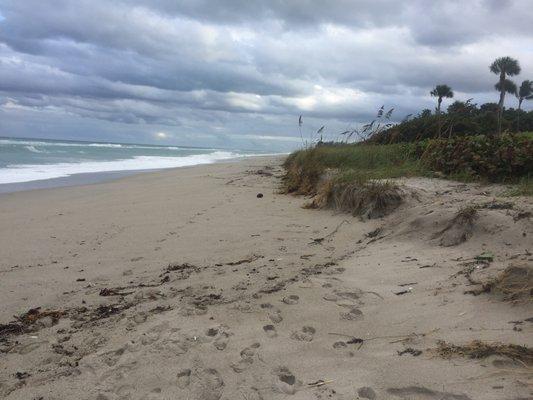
[230, 343, 261, 373]
[387, 386, 471, 400]
[263, 324, 277, 338]
[290, 326, 316, 341]
[282, 295, 299, 305]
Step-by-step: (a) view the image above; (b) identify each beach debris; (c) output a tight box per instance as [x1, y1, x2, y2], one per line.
[366, 227, 383, 238]
[398, 282, 417, 287]
[99, 287, 134, 297]
[481, 200, 514, 210]
[347, 337, 364, 346]
[394, 288, 412, 295]
[226, 254, 264, 266]
[514, 211, 531, 221]
[76, 278, 86, 282]
[251, 168, 273, 177]
[307, 379, 334, 387]
[475, 251, 494, 262]
[453, 255, 492, 286]
[163, 262, 200, 280]
[397, 347, 422, 357]
[256, 193, 264, 198]
[90, 304, 125, 320]
[1, 308, 65, 346]
[436, 340, 533, 365]
[16, 307, 64, 326]
[309, 219, 350, 245]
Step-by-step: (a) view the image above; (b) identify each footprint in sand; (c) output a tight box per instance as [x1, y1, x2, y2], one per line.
[269, 311, 283, 323]
[177, 369, 191, 389]
[340, 307, 363, 321]
[238, 387, 264, 400]
[230, 343, 261, 373]
[273, 366, 301, 395]
[358, 387, 377, 399]
[263, 324, 277, 338]
[282, 295, 299, 305]
[290, 326, 316, 342]
[205, 326, 231, 350]
[177, 366, 224, 400]
[387, 386, 471, 400]
[323, 293, 340, 302]
[100, 347, 126, 367]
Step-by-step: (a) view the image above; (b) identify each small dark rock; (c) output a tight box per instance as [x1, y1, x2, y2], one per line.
[256, 193, 264, 198]
[15, 371, 30, 380]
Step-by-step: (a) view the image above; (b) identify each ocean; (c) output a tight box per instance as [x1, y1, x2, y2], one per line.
[0, 137, 268, 191]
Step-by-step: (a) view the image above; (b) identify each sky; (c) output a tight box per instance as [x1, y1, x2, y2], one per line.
[0, 0, 532, 151]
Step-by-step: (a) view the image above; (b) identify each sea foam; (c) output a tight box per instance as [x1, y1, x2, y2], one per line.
[0, 152, 240, 184]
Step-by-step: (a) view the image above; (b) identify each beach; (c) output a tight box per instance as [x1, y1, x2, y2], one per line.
[0, 156, 532, 399]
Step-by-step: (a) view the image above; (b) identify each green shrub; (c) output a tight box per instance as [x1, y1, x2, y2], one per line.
[421, 134, 533, 181]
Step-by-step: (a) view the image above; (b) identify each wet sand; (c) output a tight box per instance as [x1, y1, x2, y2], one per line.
[0, 156, 532, 399]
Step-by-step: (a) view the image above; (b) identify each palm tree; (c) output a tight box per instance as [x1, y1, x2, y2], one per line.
[490, 56, 521, 135]
[430, 84, 454, 137]
[516, 80, 533, 131]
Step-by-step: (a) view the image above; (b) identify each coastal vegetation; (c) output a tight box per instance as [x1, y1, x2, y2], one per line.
[283, 56, 533, 214]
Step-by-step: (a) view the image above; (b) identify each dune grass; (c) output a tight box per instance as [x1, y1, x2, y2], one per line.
[282, 142, 427, 195]
[505, 176, 533, 196]
[283, 136, 533, 212]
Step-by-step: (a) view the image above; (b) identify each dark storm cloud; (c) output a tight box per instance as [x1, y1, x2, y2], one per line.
[0, 0, 532, 150]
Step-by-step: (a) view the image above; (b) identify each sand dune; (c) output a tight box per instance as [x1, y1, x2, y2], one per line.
[0, 157, 531, 399]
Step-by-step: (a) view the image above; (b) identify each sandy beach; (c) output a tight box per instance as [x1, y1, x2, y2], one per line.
[0, 156, 532, 400]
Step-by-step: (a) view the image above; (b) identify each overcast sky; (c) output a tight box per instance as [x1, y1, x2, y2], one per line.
[0, 0, 532, 150]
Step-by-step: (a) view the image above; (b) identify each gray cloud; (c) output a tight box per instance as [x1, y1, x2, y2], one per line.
[0, 0, 532, 150]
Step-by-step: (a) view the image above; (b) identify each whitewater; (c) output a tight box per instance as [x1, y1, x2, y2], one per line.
[0, 138, 266, 185]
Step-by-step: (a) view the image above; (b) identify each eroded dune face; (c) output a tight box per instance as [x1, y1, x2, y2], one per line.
[0, 159, 531, 400]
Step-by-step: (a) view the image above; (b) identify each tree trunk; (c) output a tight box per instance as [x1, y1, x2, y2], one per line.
[437, 98, 442, 138]
[497, 72, 505, 136]
[517, 98, 522, 132]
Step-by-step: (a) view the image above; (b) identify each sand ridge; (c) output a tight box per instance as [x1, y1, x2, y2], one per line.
[0, 157, 532, 399]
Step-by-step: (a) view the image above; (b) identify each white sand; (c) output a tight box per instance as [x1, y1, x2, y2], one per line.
[0, 156, 531, 399]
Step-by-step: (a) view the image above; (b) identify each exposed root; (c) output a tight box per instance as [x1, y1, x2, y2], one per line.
[435, 205, 478, 247]
[331, 181, 404, 218]
[437, 340, 533, 366]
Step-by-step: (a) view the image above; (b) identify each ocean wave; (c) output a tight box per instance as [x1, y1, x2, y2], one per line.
[87, 143, 123, 148]
[0, 139, 208, 152]
[0, 152, 243, 184]
[24, 145, 47, 153]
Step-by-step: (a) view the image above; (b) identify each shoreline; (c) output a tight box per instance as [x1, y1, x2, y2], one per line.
[0, 157, 531, 399]
[0, 155, 279, 195]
